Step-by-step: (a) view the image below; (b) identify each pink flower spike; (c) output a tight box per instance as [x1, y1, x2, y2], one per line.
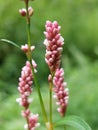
[17, 61, 40, 129]
[17, 61, 33, 108]
[53, 68, 69, 117]
[44, 20, 64, 73]
[28, 113, 40, 130]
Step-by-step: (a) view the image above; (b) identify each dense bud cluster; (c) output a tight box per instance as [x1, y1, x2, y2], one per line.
[22, 109, 40, 130]
[44, 20, 64, 73]
[16, 61, 33, 108]
[53, 68, 69, 117]
[16, 61, 39, 130]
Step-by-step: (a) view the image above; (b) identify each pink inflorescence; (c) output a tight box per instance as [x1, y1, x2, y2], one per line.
[16, 60, 39, 130]
[44, 20, 64, 73]
[17, 61, 33, 109]
[53, 68, 69, 117]
[22, 109, 40, 130]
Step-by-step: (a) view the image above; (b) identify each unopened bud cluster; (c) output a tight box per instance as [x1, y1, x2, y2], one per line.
[22, 109, 40, 130]
[16, 61, 33, 108]
[53, 68, 69, 117]
[16, 45, 39, 130]
[44, 20, 64, 73]
[21, 44, 37, 73]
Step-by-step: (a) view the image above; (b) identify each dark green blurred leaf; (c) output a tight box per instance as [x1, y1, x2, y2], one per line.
[1, 39, 20, 49]
[54, 115, 92, 130]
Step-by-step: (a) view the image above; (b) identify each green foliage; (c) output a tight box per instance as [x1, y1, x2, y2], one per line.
[1, 39, 20, 49]
[54, 115, 92, 130]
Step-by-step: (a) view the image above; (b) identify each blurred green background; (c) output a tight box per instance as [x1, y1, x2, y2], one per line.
[0, 0, 98, 130]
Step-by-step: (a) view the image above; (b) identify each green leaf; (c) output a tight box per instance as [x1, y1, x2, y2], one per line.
[0, 39, 20, 49]
[54, 115, 92, 130]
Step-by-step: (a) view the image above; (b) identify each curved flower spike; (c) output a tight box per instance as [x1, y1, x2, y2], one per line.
[16, 61, 33, 108]
[44, 21, 64, 73]
[53, 68, 69, 117]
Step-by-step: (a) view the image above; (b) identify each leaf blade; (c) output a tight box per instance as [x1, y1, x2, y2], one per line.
[0, 39, 20, 49]
[54, 115, 92, 130]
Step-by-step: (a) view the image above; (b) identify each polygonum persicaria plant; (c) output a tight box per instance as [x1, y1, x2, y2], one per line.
[1, 0, 92, 130]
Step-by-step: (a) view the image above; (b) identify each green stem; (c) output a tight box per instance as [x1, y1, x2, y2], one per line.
[25, 109, 30, 130]
[25, 2, 31, 47]
[64, 125, 67, 130]
[32, 67, 48, 123]
[25, 1, 48, 124]
[49, 75, 54, 130]
[50, 82, 52, 124]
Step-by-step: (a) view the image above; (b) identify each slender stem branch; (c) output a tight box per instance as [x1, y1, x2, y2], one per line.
[31, 67, 48, 123]
[25, 1, 48, 124]
[64, 125, 67, 130]
[26, 113, 30, 130]
[49, 82, 52, 124]
[25, 2, 31, 47]
[49, 74, 54, 130]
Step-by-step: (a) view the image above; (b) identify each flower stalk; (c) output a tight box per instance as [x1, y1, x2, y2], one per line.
[31, 66, 48, 123]
[25, 2, 31, 48]
[19, 0, 49, 129]
[24, 2, 48, 125]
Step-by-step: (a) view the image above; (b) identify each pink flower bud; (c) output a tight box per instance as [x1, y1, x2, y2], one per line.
[31, 45, 35, 51]
[32, 59, 37, 68]
[21, 44, 28, 52]
[28, 6, 34, 16]
[48, 74, 52, 82]
[21, 109, 30, 118]
[19, 8, 26, 17]
[21, 44, 35, 53]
